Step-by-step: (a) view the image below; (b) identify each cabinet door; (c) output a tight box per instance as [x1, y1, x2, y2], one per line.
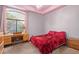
[23, 34, 29, 41]
[4, 36, 11, 45]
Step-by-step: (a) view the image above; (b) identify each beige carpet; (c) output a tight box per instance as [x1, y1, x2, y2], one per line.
[3, 42, 79, 54]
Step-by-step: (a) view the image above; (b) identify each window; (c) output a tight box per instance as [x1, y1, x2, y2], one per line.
[6, 8, 25, 33]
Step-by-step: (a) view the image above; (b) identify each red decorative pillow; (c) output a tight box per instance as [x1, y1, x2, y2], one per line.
[55, 32, 66, 39]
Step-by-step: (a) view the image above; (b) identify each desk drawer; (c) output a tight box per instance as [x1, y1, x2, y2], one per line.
[4, 36, 11, 45]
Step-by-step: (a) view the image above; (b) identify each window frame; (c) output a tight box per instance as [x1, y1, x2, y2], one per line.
[6, 8, 25, 33]
[7, 18, 24, 33]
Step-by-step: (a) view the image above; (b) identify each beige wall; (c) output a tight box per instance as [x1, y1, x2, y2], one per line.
[28, 12, 45, 36]
[45, 5, 79, 38]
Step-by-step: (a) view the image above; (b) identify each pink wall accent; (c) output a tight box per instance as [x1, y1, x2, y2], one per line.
[15, 5, 42, 14]
[6, 5, 64, 15]
[41, 5, 65, 15]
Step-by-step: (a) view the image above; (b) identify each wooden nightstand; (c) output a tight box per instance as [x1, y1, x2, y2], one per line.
[67, 38, 79, 50]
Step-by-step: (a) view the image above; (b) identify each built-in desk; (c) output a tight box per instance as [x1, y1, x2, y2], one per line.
[4, 33, 29, 45]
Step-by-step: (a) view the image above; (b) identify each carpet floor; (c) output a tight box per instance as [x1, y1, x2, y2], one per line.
[3, 42, 79, 54]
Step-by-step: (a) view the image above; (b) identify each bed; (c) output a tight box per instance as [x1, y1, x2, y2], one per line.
[30, 31, 66, 54]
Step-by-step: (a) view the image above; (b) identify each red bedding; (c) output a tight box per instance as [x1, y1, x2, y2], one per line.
[30, 31, 66, 54]
[31, 36, 53, 54]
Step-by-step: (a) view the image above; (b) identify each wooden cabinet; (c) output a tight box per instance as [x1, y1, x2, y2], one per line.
[23, 33, 29, 41]
[4, 33, 29, 45]
[4, 35, 11, 45]
[0, 33, 4, 54]
[11, 33, 29, 42]
[67, 38, 79, 50]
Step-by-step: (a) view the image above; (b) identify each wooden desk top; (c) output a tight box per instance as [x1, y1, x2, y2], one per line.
[4, 33, 28, 37]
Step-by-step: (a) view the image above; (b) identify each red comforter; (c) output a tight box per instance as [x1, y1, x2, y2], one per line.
[30, 31, 66, 54]
[31, 36, 53, 54]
